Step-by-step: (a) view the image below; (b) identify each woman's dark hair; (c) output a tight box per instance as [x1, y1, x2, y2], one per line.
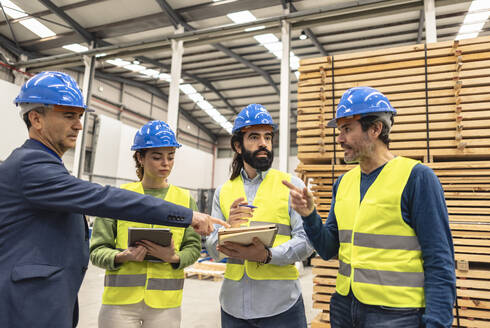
[359, 115, 393, 147]
[230, 131, 244, 180]
[22, 106, 46, 129]
[133, 149, 147, 181]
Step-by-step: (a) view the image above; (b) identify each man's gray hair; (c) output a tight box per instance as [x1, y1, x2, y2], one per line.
[19, 103, 48, 119]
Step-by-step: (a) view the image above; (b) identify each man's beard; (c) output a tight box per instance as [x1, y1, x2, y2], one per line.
[242, 146, 273, 172]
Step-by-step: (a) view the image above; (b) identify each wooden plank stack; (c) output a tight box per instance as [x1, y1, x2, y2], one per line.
[296, 36, 490, 328]
[297, 35, 490, 164]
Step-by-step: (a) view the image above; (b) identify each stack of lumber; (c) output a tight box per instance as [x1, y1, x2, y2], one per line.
[296, 36, 490, 328]
[297, 35, 490, 164]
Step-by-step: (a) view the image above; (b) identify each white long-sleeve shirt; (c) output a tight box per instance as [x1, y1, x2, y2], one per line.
[204, 168, 314, 319]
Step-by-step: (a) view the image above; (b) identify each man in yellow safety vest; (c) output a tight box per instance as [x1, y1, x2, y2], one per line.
[284, 87, 456, 328]
[205, 104, 314, 328]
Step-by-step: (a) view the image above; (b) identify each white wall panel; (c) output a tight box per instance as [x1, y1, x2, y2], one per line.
[169, 144, 214, 190]
[0, 79, 28, 161]
[117, 123, 139, 181]
[93, 80, 121, 104]
[92, 115, 123, 178]
[123, 85, 152, 116]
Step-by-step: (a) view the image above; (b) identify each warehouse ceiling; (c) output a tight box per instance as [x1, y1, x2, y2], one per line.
[0, 0, 487, 142]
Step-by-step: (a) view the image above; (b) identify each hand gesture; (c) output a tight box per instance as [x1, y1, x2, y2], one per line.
[114, 245, 147, 264]
[137, 239, 179, 263]
[218, 237, 268, 262]
[282, 180, 315, 217]
[191, 211, 230, 236]
[228, 197, 254, 228]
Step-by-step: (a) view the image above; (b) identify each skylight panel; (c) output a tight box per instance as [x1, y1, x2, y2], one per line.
[227, 10, 256, 24]
[62, 43, 89, 53]
[456, 0, 490, 40]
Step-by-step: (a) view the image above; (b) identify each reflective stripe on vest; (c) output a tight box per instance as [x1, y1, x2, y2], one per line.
[102, 182, 189, 308]
[219, 169, 299, 281]
[104, 275, 185, 290]
[335, 157, 425, 308]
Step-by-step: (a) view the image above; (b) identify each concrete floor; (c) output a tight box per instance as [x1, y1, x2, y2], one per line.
[78, 263, 320, 328]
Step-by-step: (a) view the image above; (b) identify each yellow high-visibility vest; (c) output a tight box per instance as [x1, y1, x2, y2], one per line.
[335, 156, 425, 308]
[102, 182, 189, 308]
[219, 169, 298, 281]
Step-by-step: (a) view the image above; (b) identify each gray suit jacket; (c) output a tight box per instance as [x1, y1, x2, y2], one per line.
[0, 139, 193, 327]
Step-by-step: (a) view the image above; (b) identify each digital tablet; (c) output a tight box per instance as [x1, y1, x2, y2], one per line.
[127, 227, 172, 262]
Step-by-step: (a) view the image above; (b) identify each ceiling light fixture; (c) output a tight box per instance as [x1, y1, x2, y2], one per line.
[299, 30, 307, 40]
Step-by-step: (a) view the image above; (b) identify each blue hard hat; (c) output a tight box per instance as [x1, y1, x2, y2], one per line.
[14, 71, 87, 109]
[131, 120, 182, 151]
[232, 104, 277, 134]
[327, 87, 396, 128]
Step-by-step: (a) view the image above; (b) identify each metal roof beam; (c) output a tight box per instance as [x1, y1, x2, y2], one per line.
[135, 55, 238, 114]
[38, 0, 94, 43]
[289, 2, 328, 56]
[19, 0, 467, 69]
[20, 0, 286, 51]
[0, 34, 36, 59]
[417, 9, 425, 43]
[85, 68, 217, 140]
[154, 0, 279, 94]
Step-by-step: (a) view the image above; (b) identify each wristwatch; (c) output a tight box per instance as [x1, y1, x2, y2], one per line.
[263, 246, 272, 264]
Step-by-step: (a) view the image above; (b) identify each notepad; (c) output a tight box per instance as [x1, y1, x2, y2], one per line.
[128, 227, 172, 262]
[217, 224, 278, 259]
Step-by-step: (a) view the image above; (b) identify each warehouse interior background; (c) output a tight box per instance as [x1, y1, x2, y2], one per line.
[2, 0, 488, 196]
[0, 0, 489, 327]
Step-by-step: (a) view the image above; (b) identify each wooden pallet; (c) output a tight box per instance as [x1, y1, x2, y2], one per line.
[184, 261, 225, 281]
[454, 263, 490, 328]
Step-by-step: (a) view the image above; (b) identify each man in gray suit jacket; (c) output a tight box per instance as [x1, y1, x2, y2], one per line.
[0, 71, 228, 328]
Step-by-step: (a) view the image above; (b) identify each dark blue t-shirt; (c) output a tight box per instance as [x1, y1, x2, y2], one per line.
[303, 162, 456, 328]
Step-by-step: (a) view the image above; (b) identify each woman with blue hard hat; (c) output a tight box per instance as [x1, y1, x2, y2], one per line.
[90, 120, 201, 328]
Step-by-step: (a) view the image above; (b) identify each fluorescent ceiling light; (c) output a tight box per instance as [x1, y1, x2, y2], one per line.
[188, 93, 204, 103]
[254, 33, 279, 44]
[179, 84, 197, 95]
[245, 26, 265, 32]
[197, 100, 213, 111]
[62, 43, 88, 53]
[264, 42, 282, 53]
[159, 73, 171, 81]
[96, 53, 107, 58]
[222, 122, 233, 134]
[295, 71, 300, 80]
[124, 64, 146, 72]
[106, 58, 130, 67]
[140, 69, 160, 78]
[20, 18, 56, 38]
[227, 10, 256, 24]
[272, 51, 282, 59]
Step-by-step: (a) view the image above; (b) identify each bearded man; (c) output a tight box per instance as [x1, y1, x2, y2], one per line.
[204, 104, 313, 328]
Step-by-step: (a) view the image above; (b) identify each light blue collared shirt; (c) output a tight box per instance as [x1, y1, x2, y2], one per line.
[204, 168, 314, 319]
